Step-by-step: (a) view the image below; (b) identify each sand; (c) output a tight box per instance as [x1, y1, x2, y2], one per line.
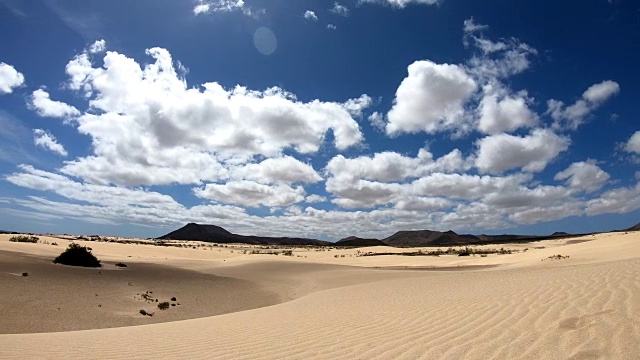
[0, 231, 639, 359]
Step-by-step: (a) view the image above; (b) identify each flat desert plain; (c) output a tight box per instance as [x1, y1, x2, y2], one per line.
[0, 231, 639, 359]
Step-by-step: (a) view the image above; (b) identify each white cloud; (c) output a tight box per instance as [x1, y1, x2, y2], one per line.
[587, 183, 640, 216]
[327, 24, 337, 30]
[393, 197, 452, 211]
[330, 2, 349, 16]
[29, 89, 80, 120]
[463, 17, 488, 33]
[194, 180, 306, 207]
[625, 131, 640, 154]
[358, 0, 440, 8]
[0, 62, 24, 94]
[583, 80, 620, 103]
[6, 165, 180, 209]
[554, 161, 610, 193]
[326, 149, 470, 184]
[325, 150, 475, 209]
[385, 60, 477, 135]
[368, 112, 385, 130]
[304, 10, 318, 21]
[466, 39, 538, 80]
[231, 156, 322, 184]
[88, 39, 106, 53]
[33, 129, 68, 156]
[475, 129, 570, 173]
[305, 194, 327, 203]
[55, 45, 369, 186]
[193, 0, 263, 18]
[476, 84, 538, 134]
[548, 80, 620, 130]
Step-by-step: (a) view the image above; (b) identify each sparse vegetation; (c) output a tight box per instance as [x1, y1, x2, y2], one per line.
[22, 272, 29, 277]
[544, 254, 570, 261]
[9, 235, 39, 243]
[53, 243, 101, 267]
[139, 309, 153, 317]
[115, 262, 127, 267]
[158, 302, 170, 310]
[357, 246, 516, 257]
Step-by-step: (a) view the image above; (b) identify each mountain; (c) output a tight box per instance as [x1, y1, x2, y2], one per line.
[335, 236, 387, 247]
[382, 230, 481, 247]
[620, 222, 640, 232]
[158, 223, 330, 246]
[380, 229, 584, 247]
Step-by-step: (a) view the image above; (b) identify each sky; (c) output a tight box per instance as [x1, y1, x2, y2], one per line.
[0, 0, 639, 240]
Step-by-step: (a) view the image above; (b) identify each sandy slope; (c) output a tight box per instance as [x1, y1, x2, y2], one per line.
[1, 231, 639, 359]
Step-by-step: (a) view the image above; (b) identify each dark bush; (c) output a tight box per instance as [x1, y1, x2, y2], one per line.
[171, 297, 177, 301]
[53, 243, 101, 267]
[22, 272, 29, 277]
[9, 235, 39, 243]
[158, 302, 170, 310]
[115, 263, 127, 267]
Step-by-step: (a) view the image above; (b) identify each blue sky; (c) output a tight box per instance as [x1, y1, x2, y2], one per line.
[1, 0, 639, 240]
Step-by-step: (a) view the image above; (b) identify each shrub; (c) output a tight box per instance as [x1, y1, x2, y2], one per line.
[158, 302, 170, 310]
[53, 243, 101, 267]
[171, 297, 177, 301]
[22, 272, 29, 277]
[9, 235, 39, 243]
[115, 263, 127, 267]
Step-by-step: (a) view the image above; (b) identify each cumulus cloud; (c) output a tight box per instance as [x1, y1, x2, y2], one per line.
[476, 84, 538, 134]
[385, 60, 477, 135]
[305, 194, 327, 203]
[587, 183, 640, 216]
[327, 24, 337, 30]
[194, 181, 306, 207]
[193, 0, 263, 18]
[330, 2, 349, 16]
[475, 129, 570, 173]
[554, 161, 610, 193]
[358, 0, 440, 8]
[625, 131, 640, 154]
[33, 129, 68, 156]
[231, 156, 322, 184]
[548, 80, 620, 130]
[54, 43, 369, 187]
[29, 89, 80, 120]
[325, 149, 475, 209]
[88, 39, 106, 53]
[0, 62, 24, 94]
[304, 10, 318, 21]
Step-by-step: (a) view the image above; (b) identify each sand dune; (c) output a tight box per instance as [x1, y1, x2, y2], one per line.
[1, 232, 639, 359]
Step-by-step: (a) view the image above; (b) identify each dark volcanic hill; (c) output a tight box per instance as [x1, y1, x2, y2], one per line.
[621, 222, 640, 232]
[380, 229, 583, 247]
[335, 236, 386, 247]
[382, 230, 481, 247]
[158, 223, 330, 246]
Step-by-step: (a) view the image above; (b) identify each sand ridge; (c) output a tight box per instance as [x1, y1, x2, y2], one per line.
[1, 231, 639, 359]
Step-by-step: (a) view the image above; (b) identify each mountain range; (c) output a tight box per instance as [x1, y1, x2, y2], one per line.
[157, 222, 637, 247]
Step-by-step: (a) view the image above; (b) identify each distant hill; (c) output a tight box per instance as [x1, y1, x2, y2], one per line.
[382, 230, 480, 247]
[620, 222, 640, 232]
[157, 220, 639, 248]
[380, 229, 582, 247]
[158, 223, 330, 246]
[335, 236, 387, 247]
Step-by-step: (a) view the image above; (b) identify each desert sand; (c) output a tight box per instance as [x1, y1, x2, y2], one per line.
[0, 231, 639, 359]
